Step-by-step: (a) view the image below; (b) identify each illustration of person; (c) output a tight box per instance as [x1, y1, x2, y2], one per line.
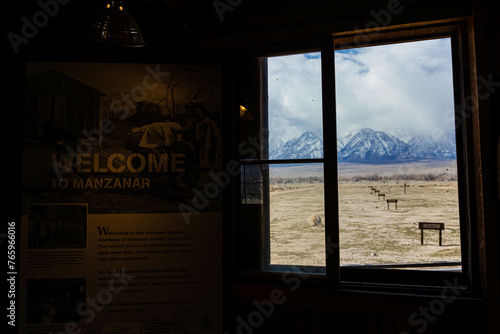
[194, 103, 222, 187]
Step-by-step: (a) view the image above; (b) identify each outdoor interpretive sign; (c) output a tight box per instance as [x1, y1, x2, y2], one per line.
[419, 222, 445, 246]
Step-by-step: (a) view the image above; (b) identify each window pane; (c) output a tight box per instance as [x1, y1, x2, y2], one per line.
[335, 38, 462, 271]
[268, 164, 326, 268]
[241, 164, 265, 204]
[268, 52, 323, 160]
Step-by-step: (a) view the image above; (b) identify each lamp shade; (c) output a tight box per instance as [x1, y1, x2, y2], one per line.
[240, 105, 254, 122]
[80, 0, 146, 47]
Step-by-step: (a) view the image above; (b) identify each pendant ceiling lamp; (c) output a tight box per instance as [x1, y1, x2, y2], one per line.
[81, 0, 146, 47]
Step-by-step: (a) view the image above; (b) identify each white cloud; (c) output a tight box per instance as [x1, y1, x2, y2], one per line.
[268, 52, 323, 142]
[268, 38, 456, 142]
[335, 38, 455, 136]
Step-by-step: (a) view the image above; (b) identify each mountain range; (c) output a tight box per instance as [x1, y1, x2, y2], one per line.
[270, 128, 457, 163]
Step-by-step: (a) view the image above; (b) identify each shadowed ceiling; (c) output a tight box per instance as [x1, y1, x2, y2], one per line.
[2, 0, 471, 57]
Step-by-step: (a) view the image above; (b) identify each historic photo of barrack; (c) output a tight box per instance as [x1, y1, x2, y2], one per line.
[22, 62, 222, 214]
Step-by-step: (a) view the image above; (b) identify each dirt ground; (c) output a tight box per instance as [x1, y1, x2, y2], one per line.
[269, 180, 462, 270]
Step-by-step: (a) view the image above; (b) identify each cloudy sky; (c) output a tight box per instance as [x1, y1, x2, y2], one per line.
[267, 37, 456, 142]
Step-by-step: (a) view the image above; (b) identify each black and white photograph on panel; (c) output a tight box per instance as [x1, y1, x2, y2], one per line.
[27, 204, 87, 249]
[25, 277, 86, 324]
[22, 63, 222, 214]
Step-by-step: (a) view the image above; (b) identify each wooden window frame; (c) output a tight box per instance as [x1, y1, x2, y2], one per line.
[233, 20, 482, 296]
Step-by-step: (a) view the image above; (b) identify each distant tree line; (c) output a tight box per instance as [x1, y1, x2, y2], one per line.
[339, 173, 457, 182]
[268, 173, 457, 184]
[270, 176, 324, 185]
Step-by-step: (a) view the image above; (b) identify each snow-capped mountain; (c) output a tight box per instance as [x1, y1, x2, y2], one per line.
[407, 132, 457, 160]
[338, 128, 418, 163]
[270, 127, 457, 163]
[273, 131, 323, 159]
[337, 129, 359, 151]
[269, 137, 285, 159]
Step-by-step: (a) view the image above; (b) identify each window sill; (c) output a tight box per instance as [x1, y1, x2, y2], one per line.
[233, 266, 477, 299]
[231, 281, 486, 315]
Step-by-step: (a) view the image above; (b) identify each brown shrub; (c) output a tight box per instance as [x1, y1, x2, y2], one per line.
[308, 214, 323, 227]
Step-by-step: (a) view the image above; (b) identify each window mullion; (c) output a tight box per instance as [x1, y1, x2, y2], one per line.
[260, 58, 271, 268]
[321, 36, 340, 286]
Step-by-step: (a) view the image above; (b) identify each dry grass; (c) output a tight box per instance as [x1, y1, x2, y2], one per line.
[269, 180, 461, 269]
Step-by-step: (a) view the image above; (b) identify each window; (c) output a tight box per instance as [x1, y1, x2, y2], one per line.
[236, 24, 476, 289]
[336, 38, 461, 270]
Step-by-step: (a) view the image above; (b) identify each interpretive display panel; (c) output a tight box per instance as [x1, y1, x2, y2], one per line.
[20, 62, 223, 334]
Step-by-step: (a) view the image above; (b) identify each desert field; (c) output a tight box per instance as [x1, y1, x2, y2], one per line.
[269, 163, 462, 270]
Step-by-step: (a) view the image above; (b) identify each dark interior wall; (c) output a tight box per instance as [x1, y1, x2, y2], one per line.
[475, 1, 500, 332]
[1, 0, 498, 333]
